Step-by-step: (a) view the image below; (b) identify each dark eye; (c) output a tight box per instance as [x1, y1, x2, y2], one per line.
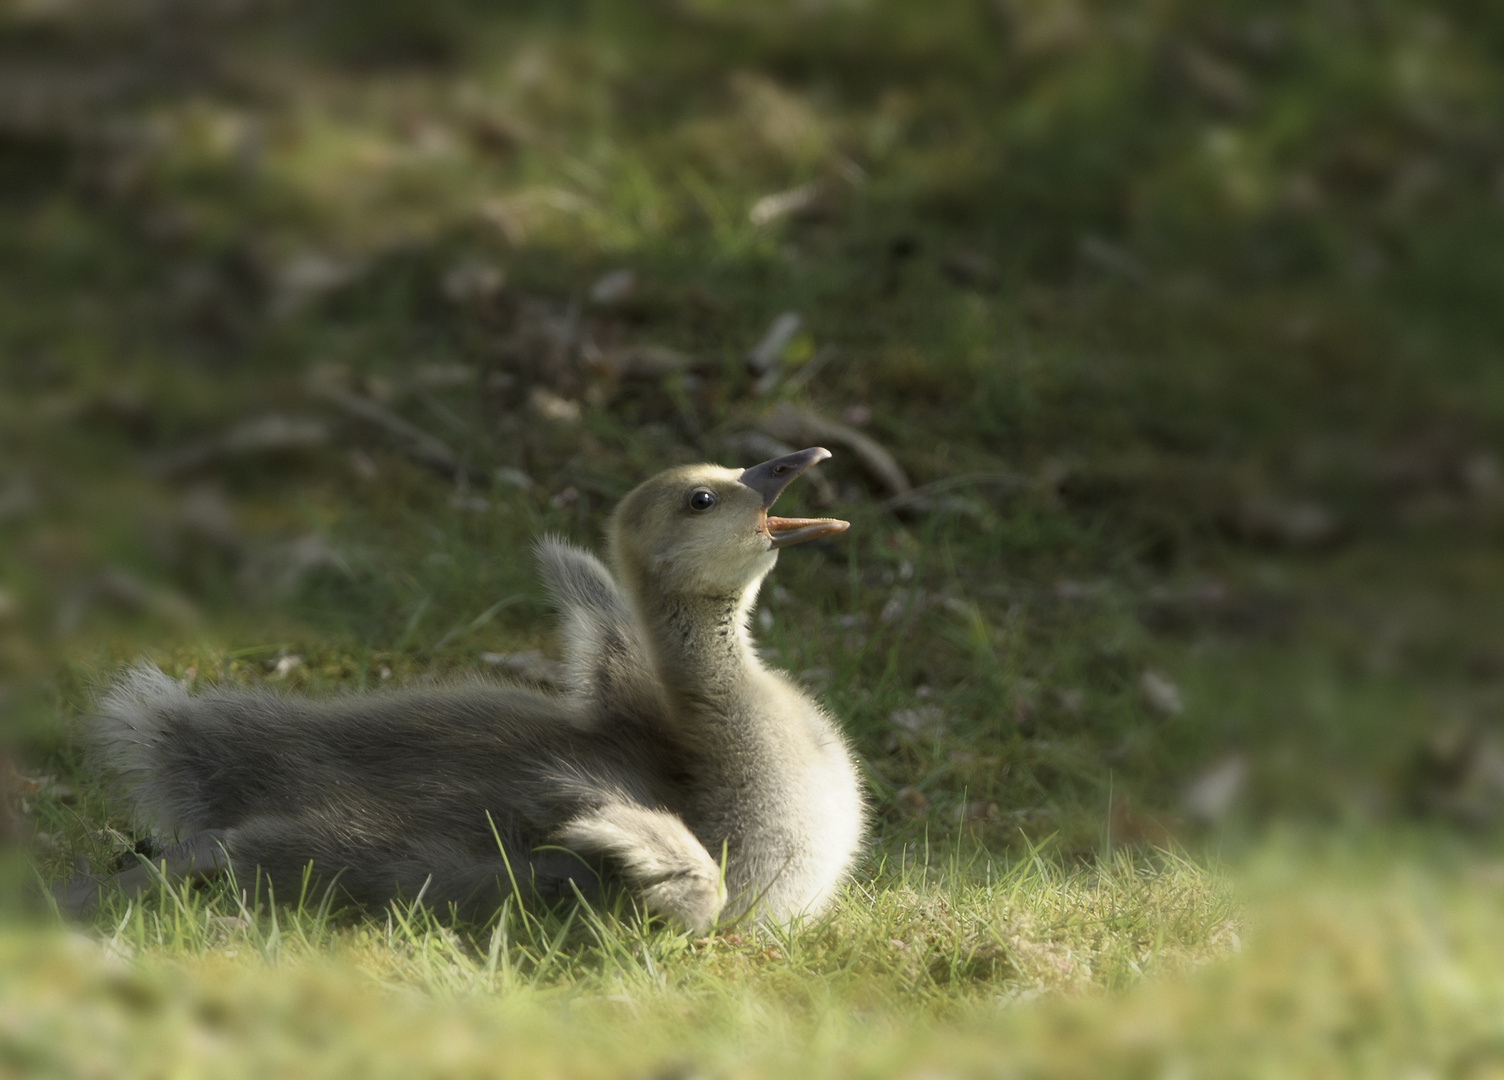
[688, 489, 718, 512]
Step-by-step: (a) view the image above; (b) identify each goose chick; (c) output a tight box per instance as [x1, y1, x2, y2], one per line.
[588, 446, 865, 921]
[59, 449, 863, 930]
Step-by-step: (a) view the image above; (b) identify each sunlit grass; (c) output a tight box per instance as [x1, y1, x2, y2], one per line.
[65, 836, 1228, 1002]
[9, 837, 1503, 1077]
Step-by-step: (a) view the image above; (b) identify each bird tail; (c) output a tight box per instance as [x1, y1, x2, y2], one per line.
[88, 663, 338, 837]
[88, 663, 214, 836]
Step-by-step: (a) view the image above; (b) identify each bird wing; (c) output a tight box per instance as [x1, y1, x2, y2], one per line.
[534, 537, 668, 726]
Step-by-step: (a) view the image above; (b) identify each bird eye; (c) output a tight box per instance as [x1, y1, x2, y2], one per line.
[688, 489, 718, 512]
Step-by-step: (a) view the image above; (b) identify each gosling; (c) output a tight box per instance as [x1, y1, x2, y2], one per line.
[60, 448, 865, 931]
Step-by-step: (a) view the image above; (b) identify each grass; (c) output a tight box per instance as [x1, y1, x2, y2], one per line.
[3, 0, 1504, 1074]
[6, 838, 1504, 1077]
[46, 839, 1233, 1005]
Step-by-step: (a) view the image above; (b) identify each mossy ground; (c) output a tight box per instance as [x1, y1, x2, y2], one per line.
[2, 0, 1503, 1075]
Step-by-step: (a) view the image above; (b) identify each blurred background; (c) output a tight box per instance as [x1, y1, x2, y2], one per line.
[2, 0, 1503, 875]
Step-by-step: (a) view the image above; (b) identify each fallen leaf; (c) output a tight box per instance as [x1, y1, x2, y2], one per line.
[1141, 670, 1185, 716]
[529, 387, 581, 423]
[745, 311, 802, 375]
[748, 182, 825, 226]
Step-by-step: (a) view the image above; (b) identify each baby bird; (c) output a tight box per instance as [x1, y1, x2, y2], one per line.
[61, 448, 865, 931]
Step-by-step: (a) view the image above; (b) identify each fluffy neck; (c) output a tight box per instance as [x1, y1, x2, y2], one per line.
[631, 576, 766, 712]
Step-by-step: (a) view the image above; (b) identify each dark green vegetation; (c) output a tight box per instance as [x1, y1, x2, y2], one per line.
[4, 0, 1502, 891]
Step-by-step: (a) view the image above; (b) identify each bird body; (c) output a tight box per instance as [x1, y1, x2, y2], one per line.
[68, 448, 864, 930]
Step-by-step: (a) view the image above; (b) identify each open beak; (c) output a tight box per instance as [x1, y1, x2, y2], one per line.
[739, 447, 851, 549]
[765, 515, 850, 548]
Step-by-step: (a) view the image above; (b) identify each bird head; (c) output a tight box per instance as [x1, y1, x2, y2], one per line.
[607, 447, 849, 598]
